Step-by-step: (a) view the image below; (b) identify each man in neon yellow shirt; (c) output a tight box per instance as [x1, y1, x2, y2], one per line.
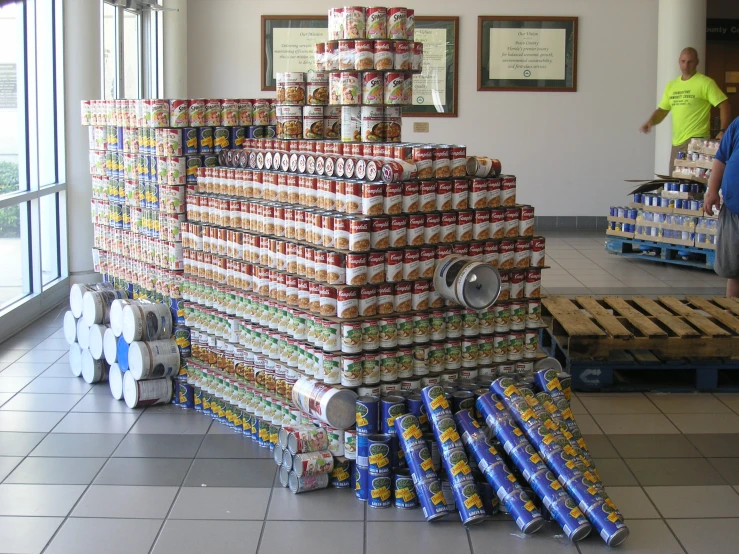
[640, 47, 730, 170]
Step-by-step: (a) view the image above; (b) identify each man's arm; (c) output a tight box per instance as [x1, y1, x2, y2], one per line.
[704, 158, 725, 215]
[640, 108, 669, 134]
[717, 101, 731, 140]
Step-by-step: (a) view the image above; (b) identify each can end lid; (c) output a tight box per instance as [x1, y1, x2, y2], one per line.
[605, 526, 630, 547]
[122, 371, 139, 408]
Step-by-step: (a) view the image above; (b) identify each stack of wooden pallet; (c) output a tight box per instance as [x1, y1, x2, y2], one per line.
[541, 296, 739, 391]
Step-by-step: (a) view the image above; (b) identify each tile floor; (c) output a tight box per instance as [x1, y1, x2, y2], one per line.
[0, 231, 735, 553]
[541, 232, 727, 298]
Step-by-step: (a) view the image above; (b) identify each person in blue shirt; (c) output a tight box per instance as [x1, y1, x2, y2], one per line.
[705, 117, 739, 297]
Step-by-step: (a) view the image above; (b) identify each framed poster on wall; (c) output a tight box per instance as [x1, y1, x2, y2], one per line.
[404, 16, 459, 117]
[478, 16, 578, 92]
[261, 15, 328, 91]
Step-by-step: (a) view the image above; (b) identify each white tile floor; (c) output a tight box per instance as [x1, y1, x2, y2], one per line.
[0, 231, 736, 553]
[542, 232, 726, 297]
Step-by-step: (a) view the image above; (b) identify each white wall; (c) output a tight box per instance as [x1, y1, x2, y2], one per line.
[187, 0, 660, 217]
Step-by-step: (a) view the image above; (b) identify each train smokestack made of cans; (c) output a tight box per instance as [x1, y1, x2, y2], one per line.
[433, 256, 502, 311]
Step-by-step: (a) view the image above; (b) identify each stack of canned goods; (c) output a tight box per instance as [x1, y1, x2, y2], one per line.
[607, 206, 637, 234]
[274, 427, 335, 493]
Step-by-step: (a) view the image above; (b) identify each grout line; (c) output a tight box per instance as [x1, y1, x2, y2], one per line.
[147, 417, 214, 554]
[254, 453, 277, 554]
[39, 406, 141, 553]
[363, 501, 367, 554]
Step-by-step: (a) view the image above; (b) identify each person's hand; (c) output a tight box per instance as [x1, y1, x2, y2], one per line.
[704, 189, 721, 215]
[639, 122, 652, 134]
[717, 131, 725, 141]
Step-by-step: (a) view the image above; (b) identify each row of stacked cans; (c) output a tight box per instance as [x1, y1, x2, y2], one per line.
[89, 125, 253, 154]
[94, 231, 183, 272]
[81, 98, 278, 128]
[89, 149, 211, 183]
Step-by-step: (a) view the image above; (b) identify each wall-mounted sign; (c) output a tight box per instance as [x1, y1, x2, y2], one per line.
[707, 19, 739, 42]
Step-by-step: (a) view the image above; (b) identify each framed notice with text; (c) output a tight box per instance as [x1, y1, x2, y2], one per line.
[261, 15, 328, 91]
[404, 16, 459, 117]
[477, 16, 578, 92]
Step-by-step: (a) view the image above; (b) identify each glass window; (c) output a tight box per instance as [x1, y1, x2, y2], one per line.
[0, 202, 31, 310]
[36, 0, 58, 186]
[103, 2, 116, 99]
[0, 3, 27, 198]
[40, 193, 59, 286]
[123, 9, 140, 99]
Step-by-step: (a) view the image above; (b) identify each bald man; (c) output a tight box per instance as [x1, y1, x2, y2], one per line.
[640, 47, 730, 172]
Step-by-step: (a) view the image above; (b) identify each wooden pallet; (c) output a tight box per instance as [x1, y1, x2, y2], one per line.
[605, 237, 715, 270]
[542, 296, 739, 360]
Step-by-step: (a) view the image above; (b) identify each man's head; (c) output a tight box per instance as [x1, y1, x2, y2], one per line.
[679, 47, 699, 78]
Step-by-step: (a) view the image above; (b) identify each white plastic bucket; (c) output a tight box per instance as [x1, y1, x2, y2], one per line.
[127, 339, 181, 381]
[433, 255, 501, 310]
[88, 324, 107, 360]
[121, 303, 173, 344]
[122, 371, 173, 409]
[82, 289, 128, 327]
[77, 319, 91, 350]
[109, 299, 137, 337]
[69, 342, 83, 377]
[109, 363, 124, 400]
[63, 311, 78, 345]
[81, 348, 109, 384]
[103, 327, 118, 365]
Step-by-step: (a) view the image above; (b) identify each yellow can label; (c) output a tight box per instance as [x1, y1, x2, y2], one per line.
[542, 434, 554, 445]
[571, 507, 583, 519]
[521, 409, 536, 422]
[333, 469, 349, 481]
[430, 395, 449, 410]
[507, 473, 516, 483]
[544, 419, 558, 430]
[371, 487, 391, 501]
[431, 491, 445, 505]
[397, 488, 415, 502]
[464, 494, 483, 509]
[550, 480, 561, 490]
[369, 454, 389, 468]
[440, 428, 460, 443]
[402, 426, 423, 441]
[524, 500, 536, 512]
[546, 379, 562, 391]
[608, 513, 621, 523]
[504, 384, 517, 397]
[451, 460, 471, 476]
[419, 414, 428, 424]
[356, 415, 368, 427]
[513, 427, 523, 436]
[530, 453, 542, 464]
[421, 458, 434, 471]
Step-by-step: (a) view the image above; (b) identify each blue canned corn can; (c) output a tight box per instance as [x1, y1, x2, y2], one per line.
[633, 193, 643, 204]
[174, 327, 191, 359]
[381, 395, 406, 435]
[395, 413, 425, 449]
[415, 478, 450, 521]
[455, 408, 486, 444]
[442, 448, 474, 486]
[213, 126, 231, 152]
[509, 442, 548, 481]
[198, 126, 214, 153]
[355, 463, 369, 501]
[356, 434, 370, 467]
[565, 474, 604, 514]
[483, 459, 523, 500]
[331, 459, 353, 488]
[502, 489, 545, 535]
[394, 470, 418, 509]
[452, 479, 487, 525]
[406, 394, 429, 432]
[421, 384, 453, 423]
[548, 450, 585, 485]
[609, 206, 616, 217]
[530, 469, 569, 509]
[452, 390, 476, 413]
[495, 417, 528, 454]
[368, 434, 392, 475]
[356, 395, 379, 435]
[549, 495, 592, 542]
[432, 416, 463, 452]
[183, 127, 198, 154]
[586, 501, 630, 547]
[193, 386, 203, 412]
[368, 474, 393, 508]
[474, 481, 497, 516]
[177, 382, 194, 409]
[403, 443, 438, 484]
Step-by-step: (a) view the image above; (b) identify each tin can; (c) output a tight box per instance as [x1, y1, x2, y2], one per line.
[407, 477, 447, 522]
[289, 470, 329, 493]
[381, 395, 406, 435]
[345, 429, 358, 460]
[393, 469, 417, 508]
[368, 474, 393, 508]
[501, 489, 545, 534]
[387, 7, 407, 40]
[384, 73, 405, 105]
[368, 433, 392, 475]
[356, 395, 380, 435]
[586, 500, 629, 546]
[331, 459, 353, 488]
[548, 495, 592, 542]
[354, 462, 369, 501]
